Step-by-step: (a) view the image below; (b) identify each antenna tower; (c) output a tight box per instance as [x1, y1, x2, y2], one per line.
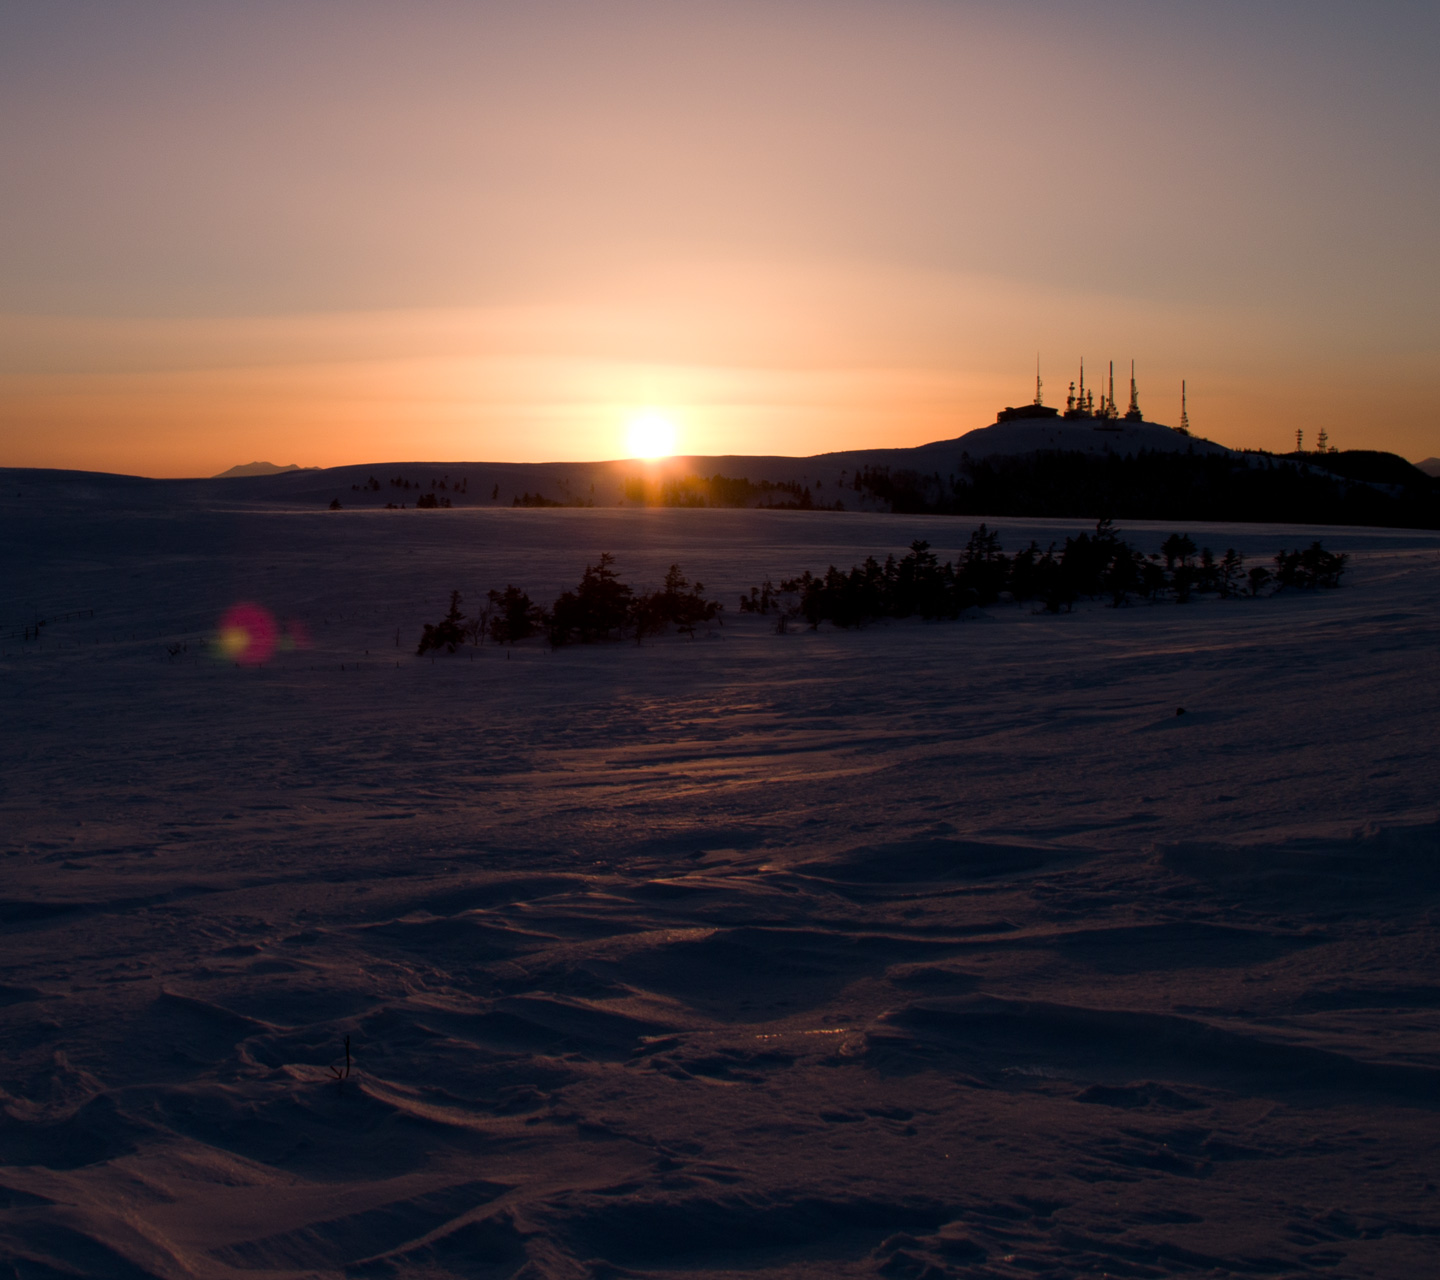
[1125, 359, 1142, 420]
[1034, 354, 1044, 407]
[1107, 361, 1116, 419]
[1179, 381, 1190, 435]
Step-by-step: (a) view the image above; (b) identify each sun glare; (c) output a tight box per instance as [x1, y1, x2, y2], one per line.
[625, 411, 677, 460]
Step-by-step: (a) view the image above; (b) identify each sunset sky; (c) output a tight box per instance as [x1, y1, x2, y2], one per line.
[1, 1, 1437, 476]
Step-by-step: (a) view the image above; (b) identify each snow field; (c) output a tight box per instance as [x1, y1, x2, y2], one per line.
[2, 494, 1439, 1278]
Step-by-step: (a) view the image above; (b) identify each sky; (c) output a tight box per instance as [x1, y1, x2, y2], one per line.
[1, 0, 1437, 476]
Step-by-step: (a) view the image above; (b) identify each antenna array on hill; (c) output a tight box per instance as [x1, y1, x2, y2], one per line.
[1044, 357, 1158, 425]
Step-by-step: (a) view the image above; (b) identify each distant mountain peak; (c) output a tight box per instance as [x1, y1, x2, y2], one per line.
[1417, 457, 1440, 478]
[213, 461, 311, 479]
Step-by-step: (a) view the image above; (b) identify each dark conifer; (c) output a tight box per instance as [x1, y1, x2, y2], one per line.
[958, 523, 1008, 605]
[1160, 533, 1197, 571]
[1274, 542, 1348, 589]
[633, 565, 722, 640]
[487, 586, 544, 644]
[549, 553, 634, 644]
[417, 591, 467, 654]
[1217, 548, 1244, 597]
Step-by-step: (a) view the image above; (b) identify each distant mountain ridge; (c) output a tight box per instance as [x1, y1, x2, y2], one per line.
[212, 461, 314, 478]
[6, 413, 1436, 529]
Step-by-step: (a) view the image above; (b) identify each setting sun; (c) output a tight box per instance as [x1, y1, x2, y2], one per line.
[624, 411, 678, 459]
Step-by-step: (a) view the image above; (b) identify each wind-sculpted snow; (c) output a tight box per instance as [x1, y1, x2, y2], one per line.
[1, 491, 1439, 1276]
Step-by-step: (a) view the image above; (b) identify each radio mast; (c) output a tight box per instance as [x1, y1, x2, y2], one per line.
[1125, 360, 1142, 420]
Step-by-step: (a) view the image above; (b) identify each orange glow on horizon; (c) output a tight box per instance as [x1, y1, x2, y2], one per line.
[1, 268, 1437, 475]
[0, 7, 1436, 473]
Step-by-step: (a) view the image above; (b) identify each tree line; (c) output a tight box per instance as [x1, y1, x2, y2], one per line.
[416, 555, 723, 653]
[737, 521, 1347, 627]
[417, 527, 1346, 653]
[621, 473, 842, 510]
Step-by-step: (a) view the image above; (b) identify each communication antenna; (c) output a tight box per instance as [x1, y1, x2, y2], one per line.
[1125, 359, 1142, 420]
[1179, 380, 1191, 434]
[1034, 354, 1044, 407]
[1079, 359, 1086, 416]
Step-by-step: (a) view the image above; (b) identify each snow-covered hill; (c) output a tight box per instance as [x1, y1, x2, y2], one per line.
[948, 414, 1231, 460]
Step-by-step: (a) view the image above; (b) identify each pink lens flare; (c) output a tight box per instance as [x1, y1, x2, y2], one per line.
[216, 602, 278, 665]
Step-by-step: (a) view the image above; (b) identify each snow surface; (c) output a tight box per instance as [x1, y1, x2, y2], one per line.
[3, 479, 1440, 1278]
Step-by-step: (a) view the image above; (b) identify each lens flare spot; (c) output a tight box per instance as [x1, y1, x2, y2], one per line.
[215, 603, 278, 665]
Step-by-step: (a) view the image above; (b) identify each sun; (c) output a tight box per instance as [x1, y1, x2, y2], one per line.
[625, 411, 677, 460]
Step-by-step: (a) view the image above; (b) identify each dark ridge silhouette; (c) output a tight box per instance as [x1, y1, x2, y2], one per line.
[1291, 449, 1432, 488]
[849, 450, 1440, 528]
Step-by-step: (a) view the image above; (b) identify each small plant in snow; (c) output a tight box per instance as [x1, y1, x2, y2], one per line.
[328, 1035, 351, 1087]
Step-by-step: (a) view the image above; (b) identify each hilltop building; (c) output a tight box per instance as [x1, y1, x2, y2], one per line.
[995, 359, 1060, 423]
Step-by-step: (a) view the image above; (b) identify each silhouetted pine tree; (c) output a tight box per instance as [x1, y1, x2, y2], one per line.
[1217, 549, 1245, 598]
[1103, 545, 1144, 607]
[417, 591, 467, 654]
[632, 565, 722, 640]
[1160, 533, 1197, 571]
[1007, 542, 1044, 603]
[893, 541, 957, 619]
[958, 523, 1009, 605]
[487, 586, 544, 644]
[1274, 542, 1348, 589]
[1247, 565, 1273, 596]
[549, 553, 633, 644]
